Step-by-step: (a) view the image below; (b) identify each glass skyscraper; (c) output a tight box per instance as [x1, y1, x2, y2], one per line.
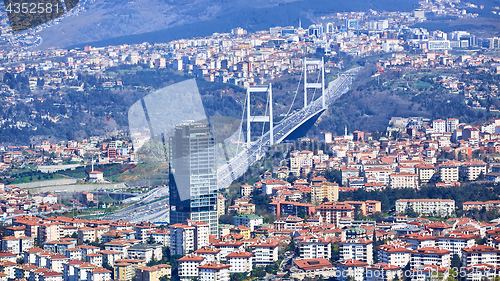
[169, 121, 219, 236]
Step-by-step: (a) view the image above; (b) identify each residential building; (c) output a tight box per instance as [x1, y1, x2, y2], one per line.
[400, 234, 436, 250]
[178, 254, 205, 279]
[225, 251, 253, 273]
[460, 161, 487, 181]
[416, 164, 436, 183]
[170, 219, 209, 255]
[311, 182, 339, 205]
[365, 263, 402, 281]
[439, 162, 459, 182]
[233, 215, 263, 232]
[298, 236, 331, 260]
[198, 263, 231, 281]
[436, 233, 476, 256]
[317, 202, 355, 227]
[292, 258, 336, 279]
[410, 247, 451, 269]
[126, 244, 162, 263]
[378, 244, 412, 268]
[335, 259, 368, 281]
[389, 173, 419, 189]
[340, 238, 373, 264]
[248, 241, 279, 266]
[395, 199, 455, 217]
[462, 245, 500, 267]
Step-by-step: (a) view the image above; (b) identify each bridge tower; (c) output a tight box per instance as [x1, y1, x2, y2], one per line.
[303, 57, 326, 109]
[246, 84, 273, 148]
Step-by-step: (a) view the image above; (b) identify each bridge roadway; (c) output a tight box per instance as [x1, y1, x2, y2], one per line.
[217, 67, 361, 189]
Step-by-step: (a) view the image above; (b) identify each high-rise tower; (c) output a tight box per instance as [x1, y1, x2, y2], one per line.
[169, 121, 219, 236]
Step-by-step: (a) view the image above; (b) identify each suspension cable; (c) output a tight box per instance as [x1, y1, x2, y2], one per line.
[282, 67, 303, 121]
[234, 92, 247, 158]
[261, 86, 270, 138]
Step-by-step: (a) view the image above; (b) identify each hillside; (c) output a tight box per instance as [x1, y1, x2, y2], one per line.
[310, 64, 495, 136]
[36, 0, 420, 49]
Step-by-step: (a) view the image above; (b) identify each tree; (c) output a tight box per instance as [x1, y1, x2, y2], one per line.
[219, 214, 233, 224]
[230, 272, 247, 281]
[103, 262, 114, 279]
[451, 254, 461, 268]
[251, 267, 266, 278]
[285, 238, 297, 254]
[331, 244, 340, 262]
[147, 235, 155, 244]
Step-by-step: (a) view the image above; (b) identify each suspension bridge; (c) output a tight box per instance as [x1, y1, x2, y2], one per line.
[217, 60, 361, 189]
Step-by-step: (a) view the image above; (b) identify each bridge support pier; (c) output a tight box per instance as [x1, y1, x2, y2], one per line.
[303, 57, 325, 109]
[246, 84, 273, 148]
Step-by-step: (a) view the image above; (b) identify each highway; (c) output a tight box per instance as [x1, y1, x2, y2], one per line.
[217, 67, 361, 190]
[102, 187, 170, 223]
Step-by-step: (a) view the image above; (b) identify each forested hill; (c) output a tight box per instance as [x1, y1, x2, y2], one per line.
[0, 67, 246, 144]
[310, 64, 499, 137]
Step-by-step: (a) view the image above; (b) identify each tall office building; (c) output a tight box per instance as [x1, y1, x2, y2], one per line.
[169, 121, 219, 236]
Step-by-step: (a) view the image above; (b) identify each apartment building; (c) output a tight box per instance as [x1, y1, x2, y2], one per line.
[436, 233, 476, 256]
[400, 234, 436, 250]
[317, 202, 355, 227]
[335, 259, 369, 281]
[395, 199, 456, 217]
[460, 161, 487, 181]
[133, 222, 157, 244]
[248, 241, 279, 266]
[343, 201, 382, 217]
[193, 247, 221, 264]
[311, 182, 339, 205]
[378, 244, 412, 268]
[415, 164, 436, 183]
[340, 238, 373, 264]
[198, 263, 231, 281]
[170, 219, 209, 255]
[410, 247, 451, 269]
[225, 251, 253, 273]
[433, 119, 446, 133]
[365, 263, 402, 281]
[342, 167, 360, 185]
[212, 240, 244, 261]
[389, 173, 419, 189]
[365, 201, 382, 215]
[439, 162, 459, 182]
[233, 215, 263, 232]
[464, 264, 499, 281]
[298, 236, 331, 260]
[240, 185, 253, 197]
[365, 168, 392, 186]
[446, 118, 459, 132]
[178, 255, 206, 279]
[462, 245, 500, 268]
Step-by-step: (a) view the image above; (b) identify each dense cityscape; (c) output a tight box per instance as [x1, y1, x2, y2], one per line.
[0, 0, 500, 281]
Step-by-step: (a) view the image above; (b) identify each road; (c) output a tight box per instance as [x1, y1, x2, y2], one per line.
[102, 187, 170, 223]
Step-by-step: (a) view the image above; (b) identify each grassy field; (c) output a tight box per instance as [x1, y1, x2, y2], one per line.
[11, 173, 64, 184]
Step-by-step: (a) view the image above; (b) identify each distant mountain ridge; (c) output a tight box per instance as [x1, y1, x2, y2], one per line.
[37, 0, 420, 49]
